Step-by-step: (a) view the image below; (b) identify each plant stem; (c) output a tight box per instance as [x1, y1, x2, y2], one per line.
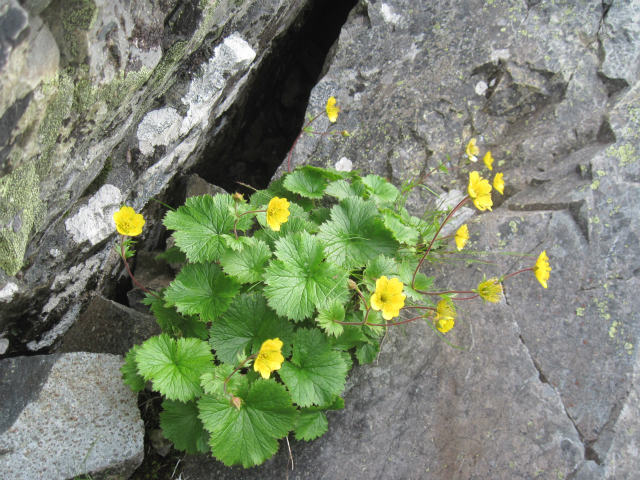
[234, 209, 266, 239]
[502, 267, 533, 281]
[120, 236, 161, 299]
[223, 354, 256, 397]
[422, 289, 475, 296]
[365, 314, 425, 327]
[412, 196, 470, 291]
[451, 294, 479, 301]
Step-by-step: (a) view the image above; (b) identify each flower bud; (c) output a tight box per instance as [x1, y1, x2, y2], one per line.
[347, 278, 358, 290]
[231, 396, 243, 410]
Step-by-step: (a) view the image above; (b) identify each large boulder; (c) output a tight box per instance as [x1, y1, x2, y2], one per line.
[0, 0, 320, 353]
[0, 352, 144, 479]
[185, 0, 640, 477]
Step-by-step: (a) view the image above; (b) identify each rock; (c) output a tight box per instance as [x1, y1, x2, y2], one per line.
[250, 0, 638, 476]
[125, 249, 175, 313]
[64, 184, 124, 247]
[58, 295, 160, 354]
[0, 353, 144, 479]
[183, 173, 227, 199]
[0, 0, 317, 350]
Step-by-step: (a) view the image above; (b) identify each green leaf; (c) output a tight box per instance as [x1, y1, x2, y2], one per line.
[198, 379, 296, 467]
[164, 263, 240, 322]
[135, 334, 214, 402]
[361, 174, 399, 205]
[121, 346, 145, 392]
[294, 396, 344, 441]
[318, 197, 399, 269]
[220, 238, 271, 284]
[155, 246, 187, 264]
[279, 328, 348, 407]
[200, 364, 249, 398]
[316, 301, 345, 337]
[356, 342, 380, 364]
[363, 255, 398, 287]
[160, 400, 209, 454]
[325, 179, 365, 200]
[146, 294, 208, 339]
[163, 194, 240, 263]
[330, 323, 369, 351]
[283, 167, 328, 199]
[264, 232, 349, 321]
[209, 293, 293, 365]
[295, 410, 328, 441]
[398, 260, 434, 301]
[382, 210, 419, 246]
[221, 234, 253, 252]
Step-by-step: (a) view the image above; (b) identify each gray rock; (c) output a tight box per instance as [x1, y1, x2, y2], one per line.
[64, 184, 124, 247]
[58, 295, 160, 354]
[243, 0, 638, 477]
[600, 0, 640, 86]
[0, 0, 316, 349]
[0, 353, 144, 479]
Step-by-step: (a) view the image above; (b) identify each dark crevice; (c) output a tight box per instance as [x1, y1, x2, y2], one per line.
[191, 0, 358, 194]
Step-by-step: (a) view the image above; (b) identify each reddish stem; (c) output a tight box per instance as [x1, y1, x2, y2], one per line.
[223, 354, 256, 397]
[423, 289, 474, 296]
[502, 267, 533, 281]
[412, 196, 470, 290]
[234, 208, 265, 239]
[364, 314, 426, 327]
[120, 237, 161, 299]
[451, 294, 479, 301]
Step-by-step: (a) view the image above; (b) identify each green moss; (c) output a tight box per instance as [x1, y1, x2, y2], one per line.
[99, 68, 153, 110]
[149, 41, 188, 90]
[607, 143, 637, 167]
[36, 71, 75, 179]
[0, 162, 43, 276]
[42, 0, 97, 65]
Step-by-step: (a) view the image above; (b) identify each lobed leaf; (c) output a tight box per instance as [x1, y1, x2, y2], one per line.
[279, 328, 348, 407]
[209, 293, 293, 365]
[121, 346, 145, 392]
[318, 197, 399, 269]
[160, 399, 209, 454]
[163, 194, 241, 263]
[220, 238, 271, 284]
[264, 232, 348, 321]
[164, 263, 240, 322]
[135, 334, 214, 402]
[198, 380, 296, 467]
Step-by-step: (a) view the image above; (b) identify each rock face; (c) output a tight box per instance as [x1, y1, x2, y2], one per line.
[183, 0, 640, 478]
[0, 0, 318, 352]
[0, 353, 144, 479]
[2, 0, 640, 478]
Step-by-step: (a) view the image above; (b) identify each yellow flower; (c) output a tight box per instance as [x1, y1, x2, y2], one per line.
[113, 206, 145, 236]
[476, 278, 503, 303]
[254, 338, 285, 379]
[493, 172, 504, 195]
[434, 299, 456, 333]
[326, 96, 340, 123]
[467, 171, 493, 211]
[370, 276, 406, 320]
[483, 151, 494, 170]
[266, 197, 291, 231]
[534, 250, 552, 288]
[465, 138, 479, 162]
[455, 224, 469, 251]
